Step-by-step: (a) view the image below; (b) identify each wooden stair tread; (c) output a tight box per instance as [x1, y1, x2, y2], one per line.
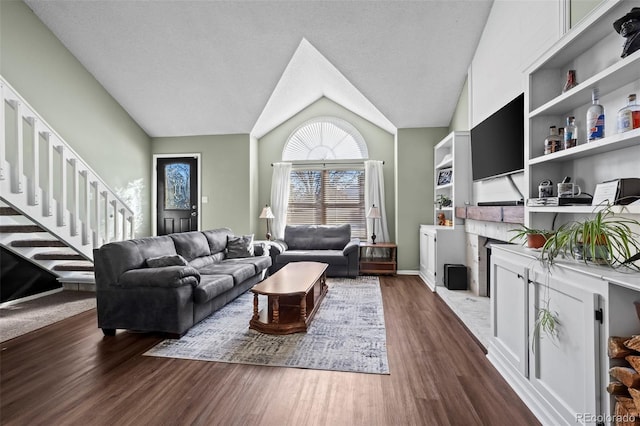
[0, 207, 20, 216]
[11, 239, 67, 247]
[53, 262, 94, 272]
[0, 225, 45, 233]
[34, 251, 84, 261]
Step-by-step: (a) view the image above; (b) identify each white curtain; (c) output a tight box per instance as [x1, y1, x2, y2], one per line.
[365, 160, 390, 243]
[270, 162, 292, 240]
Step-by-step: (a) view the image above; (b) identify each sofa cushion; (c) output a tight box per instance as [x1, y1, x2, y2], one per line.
[193, 274, 234, 303]
[223, 255, 272, 274]
[146, 254, 188, 268]
[226, 234, 254, 258]
[188, 253, 225, 270]
[198, 263, 256, 285]
[170, 231, 211, 261]
[276, 250, 348, 265]
[285, 224, 350, 250]
[202, 228, 234, 255]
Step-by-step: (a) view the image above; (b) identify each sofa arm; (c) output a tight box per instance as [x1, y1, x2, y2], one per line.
[118, 266, 200, 289]
[252, 241, 270, 257]
[343, 239, 361, 256]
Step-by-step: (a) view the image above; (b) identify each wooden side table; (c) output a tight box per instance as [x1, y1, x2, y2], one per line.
[359, 242, 397, 275]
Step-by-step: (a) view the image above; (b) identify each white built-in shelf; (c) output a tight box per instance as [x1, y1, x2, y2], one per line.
[436, 207, 454, 212]
[435, 158, 453, 169]
[529, 51, 640, 117]
[531, 0, 637, 70]
[527, 204, 640, 214]
[436, 183, 453, 190]
[528, 128, 640, 165]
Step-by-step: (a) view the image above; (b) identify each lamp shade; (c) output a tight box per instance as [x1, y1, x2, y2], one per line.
[259, 205, 275, 219]
[367, 205, 381, 219]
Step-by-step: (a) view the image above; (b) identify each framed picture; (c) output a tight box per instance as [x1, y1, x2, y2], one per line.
[436, 168, 453, 186]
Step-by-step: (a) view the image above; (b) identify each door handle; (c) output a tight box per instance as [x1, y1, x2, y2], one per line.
[191, 212, 197, 217]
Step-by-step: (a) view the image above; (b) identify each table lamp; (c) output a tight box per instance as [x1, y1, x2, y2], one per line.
[366, 204, 381, 244]
[259, 205, 275, 240]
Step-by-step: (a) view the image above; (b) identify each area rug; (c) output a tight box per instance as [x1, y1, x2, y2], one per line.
[144, 276, 389, 375]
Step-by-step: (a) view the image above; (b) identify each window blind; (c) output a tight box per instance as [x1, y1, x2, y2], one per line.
[288, 169, 366, 239]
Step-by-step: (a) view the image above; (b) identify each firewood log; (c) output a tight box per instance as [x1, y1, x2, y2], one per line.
[631, 388, 640, 415]
[616, 396, 640, 425]
[626, 336, 640, 352]
[628, 356, 640, 374]
[611, 336, 634, 358]
[611, 366, 640, 388]
[609, 381, 631, 396]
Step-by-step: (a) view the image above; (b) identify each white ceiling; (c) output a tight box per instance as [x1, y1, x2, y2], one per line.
[25, 0, 494, 138]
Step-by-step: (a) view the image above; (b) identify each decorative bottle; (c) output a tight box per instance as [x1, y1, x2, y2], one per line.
[562, 70, 577, 93]
[586, 88, 605, 141]
[544, 125, 562, 154]
[617, 94, 640, 133]
[564, 116, 577, 149]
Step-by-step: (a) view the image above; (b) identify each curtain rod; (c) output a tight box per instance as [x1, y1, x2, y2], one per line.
[270, 160, 385, 166]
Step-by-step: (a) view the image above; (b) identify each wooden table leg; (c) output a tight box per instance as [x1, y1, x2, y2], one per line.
[252, 293, 259, 321]
[300, 295, 307, 322]
[272, 296, 279, 324]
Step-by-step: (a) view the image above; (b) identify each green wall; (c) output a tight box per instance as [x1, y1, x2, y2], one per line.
[449, 77, 469, 132]
[152, 134, 254, 235]
[0, 0, 152, 236]
[258, 97, 396, 241]
[396, 127, 449, 271]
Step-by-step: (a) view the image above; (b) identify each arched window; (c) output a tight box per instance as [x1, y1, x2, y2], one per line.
[282, 117, 368, 239]
[282, 117, 368, 161]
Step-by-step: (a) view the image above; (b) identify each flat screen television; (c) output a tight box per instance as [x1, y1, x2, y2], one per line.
[471, 93, 524, 181]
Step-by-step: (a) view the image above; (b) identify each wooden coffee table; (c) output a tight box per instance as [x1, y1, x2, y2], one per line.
[249, 261, 328, 334]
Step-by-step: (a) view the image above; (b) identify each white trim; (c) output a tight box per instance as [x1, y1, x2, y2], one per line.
[559, 0, 570, 35]
[152, 153, 202, 236]
[397, 270, 419, 275]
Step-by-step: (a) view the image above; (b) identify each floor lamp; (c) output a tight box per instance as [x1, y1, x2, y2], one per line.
[259, 205, 275, 241]
[367, 204, 381, 244]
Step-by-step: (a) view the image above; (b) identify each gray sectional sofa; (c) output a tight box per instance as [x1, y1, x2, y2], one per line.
[93, 228, 271, 337]
[269, 224, 360, 278]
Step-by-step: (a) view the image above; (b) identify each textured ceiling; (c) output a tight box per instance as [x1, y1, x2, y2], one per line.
[25, 0, 493, 138]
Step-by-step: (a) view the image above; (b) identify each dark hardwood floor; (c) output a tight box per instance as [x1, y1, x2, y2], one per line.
[0, 276, 539, 425]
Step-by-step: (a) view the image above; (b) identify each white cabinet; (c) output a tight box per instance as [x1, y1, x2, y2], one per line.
[489, 244, 616, 425]
[419, 225, 465, 291]
[490, 248, 529, 378]
[527, 265, 603, 425]
[524, 0, 640, 231]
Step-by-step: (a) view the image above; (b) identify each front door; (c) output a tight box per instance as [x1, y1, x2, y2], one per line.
[156, 157, 198, 235]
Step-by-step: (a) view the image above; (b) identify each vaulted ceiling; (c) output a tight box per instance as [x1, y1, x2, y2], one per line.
[24, 0, 494, 138]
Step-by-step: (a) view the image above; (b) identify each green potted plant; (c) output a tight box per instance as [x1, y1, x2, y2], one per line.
[529, 204, 640, 346]
[509, 225, 553, 249]
[540, 204, 640, 270]
[435, 194, 451, 209]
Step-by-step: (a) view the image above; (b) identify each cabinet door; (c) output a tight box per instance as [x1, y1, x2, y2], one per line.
[528, 267, 601, 424]
[490, 250, 529, 378]
[425, 232, 437, 289]
[419, 229, 437, 290]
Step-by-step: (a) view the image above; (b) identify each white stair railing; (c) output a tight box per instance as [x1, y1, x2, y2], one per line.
[0, 76, 135, 259]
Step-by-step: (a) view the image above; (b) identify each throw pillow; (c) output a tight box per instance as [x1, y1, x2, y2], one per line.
[146, 254, 188, 268]
[226, 234, 254, 259]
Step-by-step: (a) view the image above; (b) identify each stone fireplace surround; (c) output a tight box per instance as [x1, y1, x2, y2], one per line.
[456, 206, 524, 296]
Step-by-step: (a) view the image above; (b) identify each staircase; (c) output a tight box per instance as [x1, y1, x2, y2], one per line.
[1, 76, 135, 298]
